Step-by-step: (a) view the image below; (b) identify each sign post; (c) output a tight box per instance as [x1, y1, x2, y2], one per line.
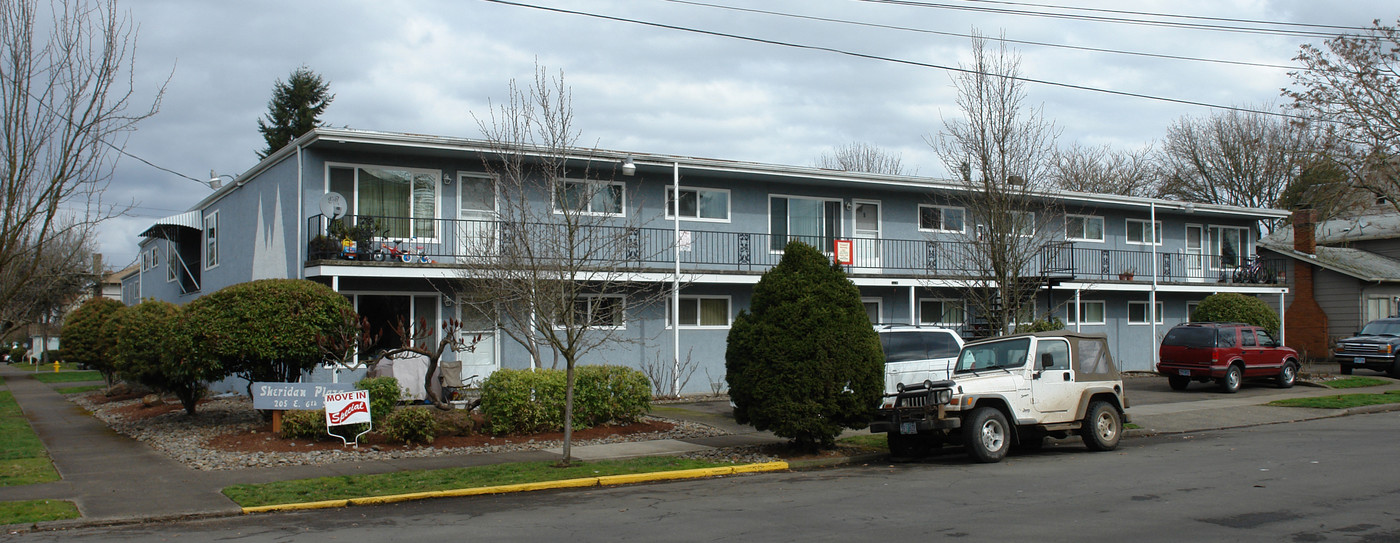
[324, 389, 373, 446]
[252, 382, 356, 434]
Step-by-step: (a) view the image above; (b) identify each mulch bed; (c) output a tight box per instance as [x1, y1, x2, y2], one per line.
[204, 418, 677, 454]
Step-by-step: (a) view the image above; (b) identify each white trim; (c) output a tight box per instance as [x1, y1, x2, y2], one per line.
[1065, 214, 1105, 243]
[1209, 225, 1251, 270]
[1066, 300, 1106, 325]
[861, 297, 884, 325]
[1127, 301, 1165, 325]
[165, 240, 177, 283]
[917, 204, 967, 233]
[553, 178, 626, 217]
[664, 185, 731, 223]
[918, 297, 965, 326]
[768, 193, 843, 254]
[1125, 218, 1163, 246]
[325, 162, 444, 241]
[666, 295, 732, 329]
[203, 211, 219, 270]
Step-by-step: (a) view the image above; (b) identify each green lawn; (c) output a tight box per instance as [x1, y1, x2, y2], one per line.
[1269, 390, 1400, 409]
[0, 499, 79, 525]
[1324, 377, 1392, 389]
[223, 456, 736, 507]
[31, 371, 102, 384]
[0, 391, 59, 486]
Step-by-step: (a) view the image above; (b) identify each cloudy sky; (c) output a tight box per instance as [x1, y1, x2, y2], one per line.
[92, 0, 1394, 268]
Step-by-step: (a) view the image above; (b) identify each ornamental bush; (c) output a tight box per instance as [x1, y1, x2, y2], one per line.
[355, 376, 405, 426]
[60, 298, 125, 386]
[1190, 293, 1280, 335]
[725, 240, 884, 450]
[382, 407, 439, 444]
[278, 409, 327, 439]
[106, 300, 221, 415]
[182, 279, 358, 394]
[479, 365, 650, 434]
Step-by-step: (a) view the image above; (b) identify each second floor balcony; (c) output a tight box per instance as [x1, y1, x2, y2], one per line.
[305, 214, 1286, 286]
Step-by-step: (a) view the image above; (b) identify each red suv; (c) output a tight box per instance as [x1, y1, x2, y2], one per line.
[1157, 322, 1300, 393]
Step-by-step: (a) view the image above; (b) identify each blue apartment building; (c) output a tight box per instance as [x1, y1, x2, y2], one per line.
[127, 128, 1290, 393]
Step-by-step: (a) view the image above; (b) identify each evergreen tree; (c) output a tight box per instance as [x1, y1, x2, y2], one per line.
[725, 240, 884, 450]
[256, 66, 334, 158]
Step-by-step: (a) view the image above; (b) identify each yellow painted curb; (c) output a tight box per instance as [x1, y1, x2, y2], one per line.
[239, 461, 790, 515]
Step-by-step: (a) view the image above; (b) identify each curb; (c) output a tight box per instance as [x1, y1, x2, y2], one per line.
[239, 461, 790, 514]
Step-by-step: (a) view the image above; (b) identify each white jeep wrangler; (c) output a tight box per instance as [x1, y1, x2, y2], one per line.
[870, 330, 1129, 463]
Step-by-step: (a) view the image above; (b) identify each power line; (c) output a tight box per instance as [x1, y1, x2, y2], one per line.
[665, 0, 1299, 70]
[481, 0, 1306, 120]
[947, 0, 1371, 32]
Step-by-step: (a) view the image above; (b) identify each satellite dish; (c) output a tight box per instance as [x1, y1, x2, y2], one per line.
[319, 192, 347, 219]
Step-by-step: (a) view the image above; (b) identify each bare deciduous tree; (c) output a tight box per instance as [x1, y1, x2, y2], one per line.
[1157, 104, 1318, 235]
[1051, 142, 1158, 197]
[459, 65, 671, 465]
[0, 0, 161, 333]
[1285, 18, 1400, 209]
[928, 32, 1062, 336]
[814, 142, 912, 175]
[3, 226, 95, 355]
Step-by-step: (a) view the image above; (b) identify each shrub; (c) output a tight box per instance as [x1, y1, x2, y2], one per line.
[9, 346, 27, 364]
[181, 279, 358, 394]
[1190, 293, 1280, 335]
[1019, 316, 1065, 333]
[278, 410, 327, 439]
[61, 298, 125, 385]
[382, 407, 439, 444]
[106, 300, 221, 415]
[480, 368, 565, 434]
[725, 240, 884, 450]
[355, 376, 405, 426]
[573, 366, 651, 426]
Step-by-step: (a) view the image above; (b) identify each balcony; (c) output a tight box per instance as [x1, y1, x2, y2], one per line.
[305, 214, 1286, 285]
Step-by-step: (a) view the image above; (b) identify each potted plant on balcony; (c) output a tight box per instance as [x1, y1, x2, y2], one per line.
[1117, 267, 1136, 281]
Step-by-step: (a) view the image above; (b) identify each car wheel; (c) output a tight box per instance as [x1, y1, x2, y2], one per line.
[1277, 361, 1298, 388]
[1389, 361, 1400, 379]
[1168, 375, 1190, 391]
[1081, 400, 1122, 452]
[1340, 364, 1353, 375]
[887, 433, 919, 459]
[963, 407, 1010, 463]
[1218, 364, 1242, 393]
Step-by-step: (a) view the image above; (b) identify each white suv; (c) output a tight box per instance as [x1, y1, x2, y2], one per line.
[876, 326, 964, 406]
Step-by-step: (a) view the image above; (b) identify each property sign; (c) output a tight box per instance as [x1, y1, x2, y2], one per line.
[252, 382, 355, 411]
[833, 239, 854, 266]
[323, 390, 372, 427]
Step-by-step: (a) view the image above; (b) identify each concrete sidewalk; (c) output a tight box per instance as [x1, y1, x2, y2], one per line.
[2, 362, 1398, 529]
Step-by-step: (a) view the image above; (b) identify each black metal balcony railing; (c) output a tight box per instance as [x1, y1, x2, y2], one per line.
[305, 214, 1286, 285]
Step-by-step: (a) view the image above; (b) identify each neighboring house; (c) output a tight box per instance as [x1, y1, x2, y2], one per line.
[97, 264, 136, 302]
[1259, 208, 1400, 359]
[131, 128, 1289, 392]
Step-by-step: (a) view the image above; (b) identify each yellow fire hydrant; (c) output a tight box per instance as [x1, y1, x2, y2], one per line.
[53, 361, 60, 373]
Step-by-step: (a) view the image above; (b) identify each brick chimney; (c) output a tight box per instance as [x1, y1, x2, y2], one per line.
[1285, 209, 1328, 359]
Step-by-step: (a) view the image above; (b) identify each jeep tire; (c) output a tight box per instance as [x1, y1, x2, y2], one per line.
[964, 407, 1010, 463]
[1218, 364, 1243, 393]
[1081, 400, 1121, 452]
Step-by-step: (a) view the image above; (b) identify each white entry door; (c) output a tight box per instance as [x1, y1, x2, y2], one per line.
[853, 200, 881, 269]
[1184, 224, 1204, 282]
[457, 174, 497, 256]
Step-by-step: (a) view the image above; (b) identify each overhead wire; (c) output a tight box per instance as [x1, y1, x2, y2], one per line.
[952, 0, 1372, 32]
[481, 0, 1307, 120]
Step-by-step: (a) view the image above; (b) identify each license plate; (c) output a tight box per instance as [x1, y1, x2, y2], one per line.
[1356, 357, 1366, 365]
[1178, 369, 1191, 376]
[900, 422, 917, 435]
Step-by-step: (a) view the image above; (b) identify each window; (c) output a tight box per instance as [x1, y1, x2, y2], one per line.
[328, 164, 440, 238]
[1212, 226, 1249, 268]
[1066, 214, 1104, 242]
[1256, 329, 1277, 347]
[166, 240, 177, 283]
[1126, 219, 1162, 245]
[1127, 301, 1164, 324]
[203, 212, 218, 270]
[1066, 301, 1105, 324]
[556, 180, 624, 216]
[1218, 327, 1237, 347]
[571, 295, 625, 328]
[770, 196, 841, 251]
[1035, 338, 1071, 370]
[919, 299, 964, 325]
[1241, 329, 1257, 347]
[666, 186, 729, 221]
[919, 205, 965, 233]
[668, 296, 730, 328]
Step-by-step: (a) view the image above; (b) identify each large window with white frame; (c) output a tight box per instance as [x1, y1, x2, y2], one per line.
[203, 212, 218, 270]
[919, 205, 966, 233]
[666, 186, 729, 222]
[555, 179, 624, 216]
[327, 164, 440, 239]
[1066, 300, 1106, 324]
[919, 298, 965, 326]
[1066, 214, 1104, 242]
[1211, 226, 1249, 269]
[770, 195, 841, 251]
[667, 296, 731, 328]
[1126, 219, 1162, 245]
[570, 295, 625, 329]
[1127, 301, 1164, 324]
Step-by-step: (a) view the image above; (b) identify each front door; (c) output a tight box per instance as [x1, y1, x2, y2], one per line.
[456, 304, 499, 383]
[1184, 224, 1204, 282]
[1030, 338, 1079, 421]
[852, 200, 881, 269]
[457, 174, 496, 256]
